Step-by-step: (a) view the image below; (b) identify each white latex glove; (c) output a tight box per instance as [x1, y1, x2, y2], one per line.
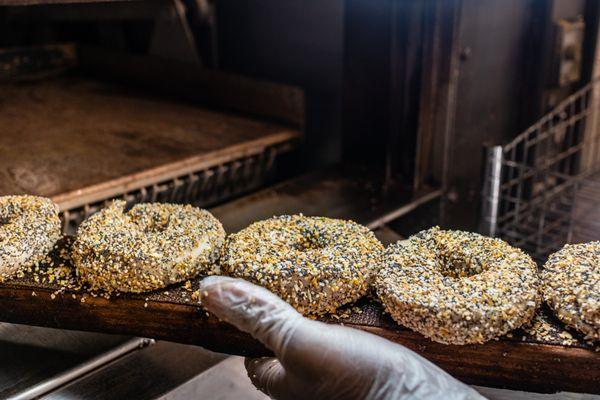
[199, 276, 486, 400]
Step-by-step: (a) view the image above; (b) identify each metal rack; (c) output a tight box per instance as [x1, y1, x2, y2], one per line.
[0, 45, 304, 235]
[59, 146, 283, 234]
[481, 79, 600, 261]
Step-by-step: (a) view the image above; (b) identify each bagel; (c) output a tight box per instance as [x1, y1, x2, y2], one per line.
[220, 215, 384, 315]
[72, 200, 225, 293]
[376, 227, 539, 344]
[542, 242, 599, 341]
[0, 195, 61, 281]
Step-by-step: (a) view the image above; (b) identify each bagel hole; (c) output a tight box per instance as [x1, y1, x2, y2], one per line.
[139, 220, 169, 233]
[437, 254, 486, 279]
[293, 234, 327, 251]
[132, 214, 170, 233]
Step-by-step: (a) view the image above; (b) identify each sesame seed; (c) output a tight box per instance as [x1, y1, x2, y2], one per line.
[0, 196, 61, 282]
[541, 241, 599, 341]
[220, 215, 383, 315]
[71, 201, 225, 293]
[375, 227, 540, 345]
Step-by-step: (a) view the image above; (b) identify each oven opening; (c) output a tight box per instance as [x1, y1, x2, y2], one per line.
[1, 1, 599, 398]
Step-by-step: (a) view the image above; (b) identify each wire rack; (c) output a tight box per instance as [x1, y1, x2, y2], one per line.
[59, 146, 281, 234]
[480, 80, 600, 262]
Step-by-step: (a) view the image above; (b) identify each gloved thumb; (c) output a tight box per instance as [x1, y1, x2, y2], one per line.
[199, 276, 303, 357]
[245, 357, 292, 399]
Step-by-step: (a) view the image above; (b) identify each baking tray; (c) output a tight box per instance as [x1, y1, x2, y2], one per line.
[0, 44, 304, 233]
[0, 77, 300, 223]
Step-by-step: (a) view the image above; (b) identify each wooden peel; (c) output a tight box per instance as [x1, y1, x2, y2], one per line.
[0, 238, 598, 394]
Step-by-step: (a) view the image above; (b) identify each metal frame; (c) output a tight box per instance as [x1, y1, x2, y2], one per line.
[9, 338, 154, 400]
[59, 145, 283, 234]
[481, 78, 600, 261]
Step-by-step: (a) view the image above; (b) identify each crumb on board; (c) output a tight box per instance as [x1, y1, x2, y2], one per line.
[1, 208, 597, 351]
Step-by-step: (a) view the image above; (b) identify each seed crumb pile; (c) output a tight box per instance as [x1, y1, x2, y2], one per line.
[72, 200, 225, 293]
[522, 312, 580, 347]
[10, 235, 82, 295]
[376, 227, 540, 345]
[542, 242, 599, 341]
[220, 215, 384, 315]
[0, 195, 61, 282]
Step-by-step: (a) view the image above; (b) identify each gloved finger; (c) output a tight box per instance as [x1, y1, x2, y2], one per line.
[200, 277, 372, 372]
[245, 357, 290, 399]
[199, 276, 303, 356]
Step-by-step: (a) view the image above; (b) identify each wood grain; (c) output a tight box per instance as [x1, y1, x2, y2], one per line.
[357, 325, 600, 394]
[0, 166, 596, 393]
[0, 279, 598, 394]
[1, 233, 597, 395]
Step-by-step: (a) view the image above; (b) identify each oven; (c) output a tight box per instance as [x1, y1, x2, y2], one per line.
[0, 0, 599, 398]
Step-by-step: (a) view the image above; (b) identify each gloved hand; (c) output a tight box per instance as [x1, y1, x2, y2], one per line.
[199, 276, 485, 400]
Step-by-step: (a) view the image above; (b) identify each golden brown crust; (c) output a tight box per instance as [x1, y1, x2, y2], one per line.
[0, 195, 61, 281]
[376, 227, 540, 344]
[542, 242, 600, 341]
[72, 201, 225, 293]
[220, 215, 384, 315]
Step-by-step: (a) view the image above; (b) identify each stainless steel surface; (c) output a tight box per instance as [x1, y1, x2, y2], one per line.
[365, 189, 443, 230]
[0, 324, 132, 398]
[155, 357, 268, 400]
[479, 145, 503, 237]
[210, 166, 441, 235]
[10, 337, 153, 400]
[148, 0, 201, 65]
[44, 342, 227, 400]
[481, 78, 600, 260]
[555, 17, 585, 88]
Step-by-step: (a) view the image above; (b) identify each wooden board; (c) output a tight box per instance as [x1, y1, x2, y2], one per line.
[0, 168, 596, 394]
[0, 77, 301, 209]
[0, 233, 598, 395]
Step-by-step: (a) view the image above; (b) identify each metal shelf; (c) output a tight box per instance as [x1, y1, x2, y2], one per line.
[0, 76, 301, 233]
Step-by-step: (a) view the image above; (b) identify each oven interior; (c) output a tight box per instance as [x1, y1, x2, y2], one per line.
[1, 0, 599, 398]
